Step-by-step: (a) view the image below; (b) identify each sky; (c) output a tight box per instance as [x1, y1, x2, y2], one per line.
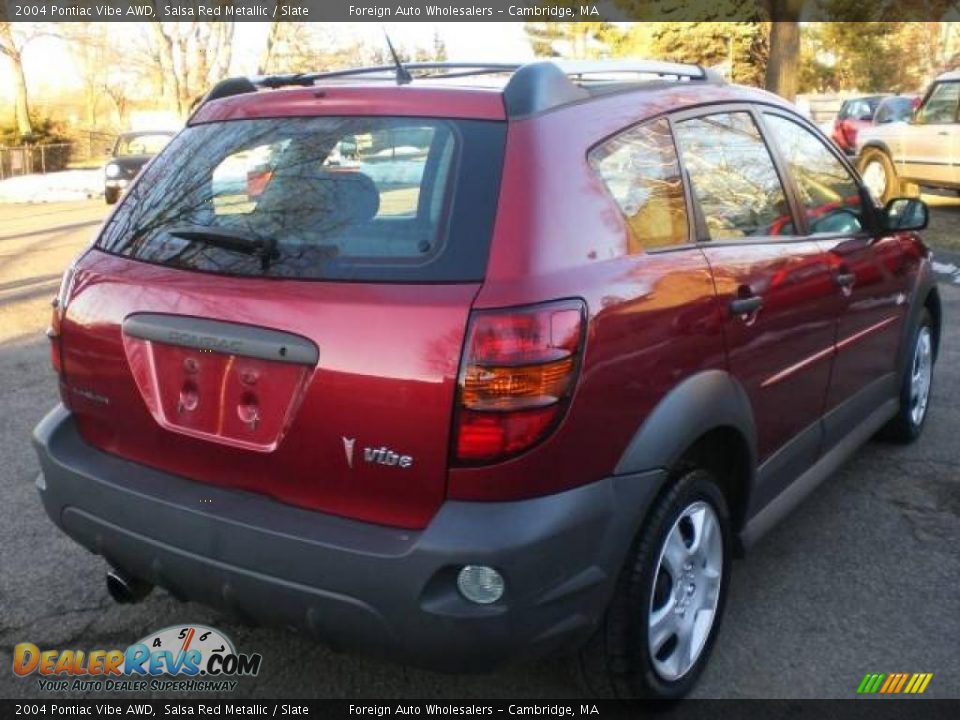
[2, 22, 535, 102]
[235, 22, 535, 70]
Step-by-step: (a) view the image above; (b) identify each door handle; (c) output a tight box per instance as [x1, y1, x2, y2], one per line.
[729, 295, 763, 316]
[835, 272, 856, 289]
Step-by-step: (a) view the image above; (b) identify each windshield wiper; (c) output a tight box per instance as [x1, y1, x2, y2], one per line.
[167, 226, 279, 271]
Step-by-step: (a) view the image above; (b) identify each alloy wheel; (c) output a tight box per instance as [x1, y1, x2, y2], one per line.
[910, 327, 933, 426]
[647, 501, 723, 682]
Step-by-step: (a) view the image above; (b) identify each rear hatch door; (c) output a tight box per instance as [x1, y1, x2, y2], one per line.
[60, 112, 505, 529]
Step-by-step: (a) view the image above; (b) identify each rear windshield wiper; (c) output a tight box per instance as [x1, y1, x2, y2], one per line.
[166, 226, 278, 270]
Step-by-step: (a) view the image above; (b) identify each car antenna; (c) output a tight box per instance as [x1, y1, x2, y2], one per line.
[383, 30, 413, 86]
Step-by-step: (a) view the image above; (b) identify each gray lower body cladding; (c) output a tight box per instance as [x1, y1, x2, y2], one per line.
[31, 405, 663, 672]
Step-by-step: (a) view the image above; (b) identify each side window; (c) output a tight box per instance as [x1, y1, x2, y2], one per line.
[674, 112, 793, 240]
[916, 82, 959, 124]
[764, 114, 866, 236]
[845, 99, 873, 121]
[589, 118, 689, 251]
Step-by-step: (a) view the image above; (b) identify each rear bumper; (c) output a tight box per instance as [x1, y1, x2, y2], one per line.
[32, 405, 664, 672]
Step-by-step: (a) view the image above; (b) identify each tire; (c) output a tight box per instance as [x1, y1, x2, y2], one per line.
[104, 187, 120, 205]
[858, 148, 919, 204]
[575, 467, 732, 699]
[878, 310, 934, 444]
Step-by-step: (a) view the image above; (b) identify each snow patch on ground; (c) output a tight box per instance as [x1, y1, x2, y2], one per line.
[932, 260, 960, 286]
[0, 170, 103, 203]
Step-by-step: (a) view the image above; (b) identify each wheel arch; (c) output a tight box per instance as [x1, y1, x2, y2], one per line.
[897, 260, 940, 376]
[858, 140, 893, 161]
[614, 370, 757, 540]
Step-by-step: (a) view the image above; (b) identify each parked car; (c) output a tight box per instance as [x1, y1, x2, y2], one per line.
[831, 95, 887, 154]
[873, 94, 921, 125]
[857, 71, 960, 202]
[104, 130, 175, 204]
[35, 60, 939, 700]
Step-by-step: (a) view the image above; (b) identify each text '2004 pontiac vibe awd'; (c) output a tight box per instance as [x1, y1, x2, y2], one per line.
[33, 60, 939, 699]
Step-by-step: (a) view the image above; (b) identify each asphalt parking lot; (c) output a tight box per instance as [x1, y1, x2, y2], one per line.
[0, 199, 957, 700]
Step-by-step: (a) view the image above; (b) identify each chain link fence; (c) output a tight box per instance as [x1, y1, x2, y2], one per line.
[0, 131, 117, 180]
[0, 144, 73, 179]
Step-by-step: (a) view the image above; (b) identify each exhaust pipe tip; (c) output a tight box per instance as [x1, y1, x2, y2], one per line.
[106, 567, 153, 604]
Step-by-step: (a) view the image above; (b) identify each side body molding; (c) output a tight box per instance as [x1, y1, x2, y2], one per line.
[613, 369, 758, 478]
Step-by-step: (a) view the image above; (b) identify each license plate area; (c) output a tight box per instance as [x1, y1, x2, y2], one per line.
[122, 314, 318, 452]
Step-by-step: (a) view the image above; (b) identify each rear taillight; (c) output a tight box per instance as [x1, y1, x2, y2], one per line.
[47, 266, 76, 376]
[47, 301, 62, 374]
[453, 299, 586, 465]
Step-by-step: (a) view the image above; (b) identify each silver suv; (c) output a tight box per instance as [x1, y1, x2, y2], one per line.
[857, 71, 959, 202]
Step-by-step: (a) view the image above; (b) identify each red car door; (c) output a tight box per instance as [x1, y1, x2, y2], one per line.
[762, 111, 910, 443]
[673, 109, 838, 509]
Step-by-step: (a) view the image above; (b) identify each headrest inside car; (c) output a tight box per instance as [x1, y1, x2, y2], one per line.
[256, 169, 381, 230]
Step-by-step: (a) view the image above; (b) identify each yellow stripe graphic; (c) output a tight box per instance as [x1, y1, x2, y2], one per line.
[904, 674, 919, 693]
[917, 674, 933, 694]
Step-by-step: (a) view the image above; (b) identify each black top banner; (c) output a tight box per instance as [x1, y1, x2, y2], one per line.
[2, 0, 960, 22]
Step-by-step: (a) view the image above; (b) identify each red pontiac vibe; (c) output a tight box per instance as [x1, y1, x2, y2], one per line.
[33, 60, 939, 699]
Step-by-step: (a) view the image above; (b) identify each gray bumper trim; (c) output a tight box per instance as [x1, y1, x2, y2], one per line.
[32, 405, 665, 671]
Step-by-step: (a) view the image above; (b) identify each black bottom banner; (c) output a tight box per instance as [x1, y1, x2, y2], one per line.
[1, 700, 958, 720]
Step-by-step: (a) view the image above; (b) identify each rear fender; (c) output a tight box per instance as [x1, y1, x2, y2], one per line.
[614, 369, 757, 480]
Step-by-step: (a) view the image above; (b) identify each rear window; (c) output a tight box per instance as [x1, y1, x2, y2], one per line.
[97, 116, 506, 282]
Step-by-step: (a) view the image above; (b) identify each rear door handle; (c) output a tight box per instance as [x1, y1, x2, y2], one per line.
[835, 272, 856, 288]
[729, 296, 763, 316]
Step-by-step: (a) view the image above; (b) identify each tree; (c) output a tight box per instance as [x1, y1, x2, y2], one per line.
[800, 22, 943, 93]
[651, 22, 768, 86]
[0, 22, 34, 139]
[765, 17, 801, 100]
[414, 34, 449, 63]
[431, 30, 447, 62]
[143, 12, 235, 116]
[60, 23, 111, 129]
[614, 2, 798, 97]
[525, 22, 621, 59]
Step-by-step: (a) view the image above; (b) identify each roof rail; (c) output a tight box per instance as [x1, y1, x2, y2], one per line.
[553, 59, 721, 83]
[192, 59, 723, 119]
[298, 62, 522, 83]
[503, 59, 721, 116]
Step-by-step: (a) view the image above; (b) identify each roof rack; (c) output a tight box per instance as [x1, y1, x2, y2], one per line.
[196, 59, 723, 118]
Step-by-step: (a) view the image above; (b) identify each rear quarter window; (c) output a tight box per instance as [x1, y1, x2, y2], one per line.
[589, 118, 690, 251]
[97, 116, 505, 283]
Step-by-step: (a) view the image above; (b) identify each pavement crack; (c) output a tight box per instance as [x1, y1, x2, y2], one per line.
[0, 599, 114, 639]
